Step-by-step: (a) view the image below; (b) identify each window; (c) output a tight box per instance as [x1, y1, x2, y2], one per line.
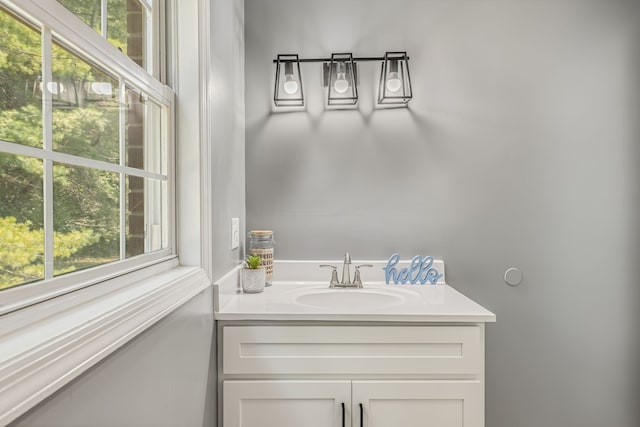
[0, 1, 173, 294]
[58, 0, 153, 72]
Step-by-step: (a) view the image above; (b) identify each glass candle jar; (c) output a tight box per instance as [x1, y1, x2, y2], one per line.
[248, 230, 274, 286]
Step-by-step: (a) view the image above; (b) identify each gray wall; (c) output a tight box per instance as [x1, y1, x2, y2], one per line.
[11, 287, 215, 427]
[210, 0, 246, 276]
[245, 1, 640, 426]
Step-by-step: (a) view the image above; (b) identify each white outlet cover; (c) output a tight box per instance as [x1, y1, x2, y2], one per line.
[231, 218, 240, 250]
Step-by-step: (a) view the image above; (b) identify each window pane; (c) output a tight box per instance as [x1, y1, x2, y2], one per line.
[0, 153, 44, 289]
[53, 162, 120, 276]
[126, 87, 165, 174]
[58, 0, 149, 71]
[57, 0, 102, 34]
[108, 0, 148, 69]
[126, 176, 167, 258]
[52, 42, 120, 164]
[147, 99, 167, 176]
[0, 8, 42, 148]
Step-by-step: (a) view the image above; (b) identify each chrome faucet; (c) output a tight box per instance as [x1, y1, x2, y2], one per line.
[341, 253, 352, 285]
[320, 253, 373, 288]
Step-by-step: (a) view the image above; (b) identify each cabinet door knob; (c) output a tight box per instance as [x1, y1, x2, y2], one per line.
[359, 403, 364, 427]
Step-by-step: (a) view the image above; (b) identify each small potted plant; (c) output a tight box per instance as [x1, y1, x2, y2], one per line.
[241, 255, 266, 293]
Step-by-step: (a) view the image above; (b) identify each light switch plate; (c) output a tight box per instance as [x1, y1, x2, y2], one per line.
[231, 218, 240, 250]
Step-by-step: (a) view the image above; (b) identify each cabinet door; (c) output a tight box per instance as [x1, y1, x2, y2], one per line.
[352, 381, 483, 427]
[224, 380, 351, 427]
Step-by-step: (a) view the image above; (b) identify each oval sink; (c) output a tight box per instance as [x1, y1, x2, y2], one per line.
[294, 288, 410, 310]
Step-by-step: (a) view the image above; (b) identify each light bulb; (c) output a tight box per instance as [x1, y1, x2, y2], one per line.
[334, 72, 349, 94]
[40, 82, 64, 94]
[386, 72, 402, 92]
[91, 82, 113, 95]
[283, 74, 299, 95]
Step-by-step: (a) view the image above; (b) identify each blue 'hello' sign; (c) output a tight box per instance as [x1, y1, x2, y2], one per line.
[383, 254, 443, 285]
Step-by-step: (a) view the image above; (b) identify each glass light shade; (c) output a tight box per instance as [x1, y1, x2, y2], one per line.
[35, 78, 77, 107]
[274, 54, 304, 107]
[327, 53, 358, 107]
[378, 52, 412, 105]
[90, 82, 113, 95]
[39, 81, 64, 94]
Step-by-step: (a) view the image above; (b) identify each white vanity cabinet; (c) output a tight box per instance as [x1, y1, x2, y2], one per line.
[219, 325, 486, 427]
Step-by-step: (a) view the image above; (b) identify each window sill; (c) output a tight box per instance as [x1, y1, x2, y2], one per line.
[0, 263, 211, 425]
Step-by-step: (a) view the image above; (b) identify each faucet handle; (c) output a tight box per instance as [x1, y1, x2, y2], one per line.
[352, 264, 373, 288]
[319, 265, 340, 288]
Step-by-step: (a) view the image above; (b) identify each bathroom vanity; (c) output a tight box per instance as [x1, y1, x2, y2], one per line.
[215, 260, 495, 427]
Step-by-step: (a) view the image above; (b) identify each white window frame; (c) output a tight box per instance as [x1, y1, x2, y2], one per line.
[0, 0, 177, 315]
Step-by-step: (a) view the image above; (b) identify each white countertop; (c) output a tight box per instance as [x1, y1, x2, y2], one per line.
[214, 260, 495, 323]
[215, 281, 495, 323]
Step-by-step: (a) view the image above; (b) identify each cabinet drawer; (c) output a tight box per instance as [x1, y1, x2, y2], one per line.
[223, 326, 481, 376]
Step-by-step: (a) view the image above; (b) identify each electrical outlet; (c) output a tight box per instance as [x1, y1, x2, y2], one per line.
[231, 218, 240, 250]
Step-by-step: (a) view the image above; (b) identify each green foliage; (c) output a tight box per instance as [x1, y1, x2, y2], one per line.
[0, 105, 121, 237]
[0, 217, 99, 289]
[0, 6, 127, 289]
[106, 0, 129, 54]
[0, 151, 43, 228]
[0, 104, 42, 148]
[53, 105, 120, 162]
[57, 0, 101, 33]
[0, 9, 40, 111]
[58, 0, 134, 56]
[245, 255, 262, 270]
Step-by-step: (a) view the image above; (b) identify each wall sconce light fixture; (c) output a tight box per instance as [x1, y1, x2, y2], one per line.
[274, 54, 304, 107]
[35, 77, 116, 106]
[273, 51, 411, 108]
[85, 81, 114, 96]
[378, 52, 412, 105]
[324, 53, 358, 106]
[34, 77, 76, 106]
